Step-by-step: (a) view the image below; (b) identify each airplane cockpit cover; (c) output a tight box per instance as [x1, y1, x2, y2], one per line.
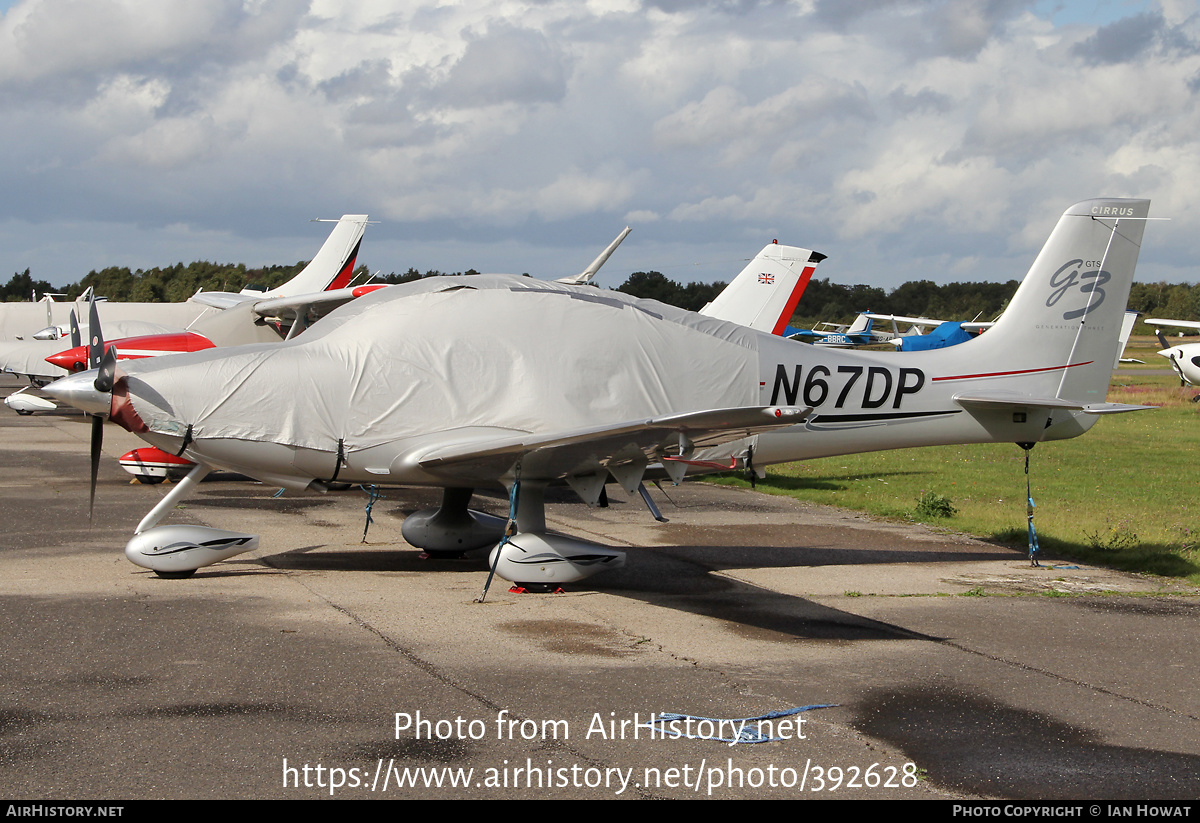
[115, 275, 763, 455]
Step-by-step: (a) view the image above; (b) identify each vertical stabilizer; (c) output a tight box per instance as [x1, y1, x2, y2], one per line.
[1115, 310, 1138, 367]
[700, 243, 824, 334]
[964, 199, 1150, 407]
[256, 215, 369, 299]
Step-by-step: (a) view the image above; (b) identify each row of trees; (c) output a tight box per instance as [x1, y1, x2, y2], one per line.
[612, 271, 1023, 326]
[0, 262, 317, 303]
[0, 263, 486, 304]
[6, 264, 1200, 332]
[615, 271, 1200, 333]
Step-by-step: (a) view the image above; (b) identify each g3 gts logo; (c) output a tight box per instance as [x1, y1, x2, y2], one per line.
[1046, 259, 1109, 320]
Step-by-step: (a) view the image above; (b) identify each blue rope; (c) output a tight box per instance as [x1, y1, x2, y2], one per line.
[640, 705, 836, 744]
[1025, 448, 1040, 567]
[360, 484, 383, 543]
[477, 476, 520, 603]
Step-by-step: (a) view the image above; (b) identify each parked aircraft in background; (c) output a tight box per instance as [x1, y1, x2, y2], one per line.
[699, 242, 824, 333]
[0, 216, 370, 388]
[1145, 316, 1200, 385]
[1115, 310, 1141, 366]
[888, 320, 980, 351]
[787, 312, 993, 351]
[784, 312, 885, 347]
[47, 198, 1153, 589]
[3, 215, 371, 421]
[795, 309, 1133, 359]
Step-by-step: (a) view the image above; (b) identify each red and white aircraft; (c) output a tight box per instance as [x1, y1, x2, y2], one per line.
[698, 241, 824, 333]
[42, 215, 372, 375]
[0, 215, 371, 391]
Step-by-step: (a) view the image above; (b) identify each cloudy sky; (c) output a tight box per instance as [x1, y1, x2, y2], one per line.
[0, 0, 1195, 291]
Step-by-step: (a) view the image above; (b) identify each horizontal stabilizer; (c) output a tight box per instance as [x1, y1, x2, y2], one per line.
[955, 392, 1093, 411]
[1080, 402, 1156, 415]
[955, 392, 1154, 415]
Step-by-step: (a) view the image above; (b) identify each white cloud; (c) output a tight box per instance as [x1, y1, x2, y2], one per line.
[0, 0, 1196, 290]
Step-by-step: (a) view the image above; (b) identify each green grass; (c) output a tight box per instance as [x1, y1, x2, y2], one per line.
[707, 371, 1200, 584]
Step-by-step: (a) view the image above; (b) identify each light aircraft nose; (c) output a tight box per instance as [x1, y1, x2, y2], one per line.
[45, 345, 89, 373]
[42, 369, 112, 416]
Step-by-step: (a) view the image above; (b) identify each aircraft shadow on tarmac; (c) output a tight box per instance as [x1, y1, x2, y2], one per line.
[141, 478, 1017, 643]
[248, 536, 940, 644]
[186, 487, 341, 513]
[856, 686, 1200, 800]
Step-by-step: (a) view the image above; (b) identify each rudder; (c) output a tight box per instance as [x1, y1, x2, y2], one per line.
[973, 198, 1150, 407]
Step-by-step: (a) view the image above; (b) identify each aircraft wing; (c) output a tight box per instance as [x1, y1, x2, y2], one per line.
[412, 405, 808, 487]
[862, 313, 947, 327]
[186, 285, 386, 342]
[248, 285, 382, 323]
[189, 292, 258, 310]
[190, 286, 374, 317]
[1146, 317, 1200, 331]
[555, 227, 632, 286]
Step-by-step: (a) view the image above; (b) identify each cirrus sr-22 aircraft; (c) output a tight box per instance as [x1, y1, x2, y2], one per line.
[1144, 317, 1200, 386]
[46, 198, 1154, 590]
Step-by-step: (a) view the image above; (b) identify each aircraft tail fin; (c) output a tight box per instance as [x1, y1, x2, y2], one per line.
[1115, 310, 1138, 368]
[845, 312, 871, 336]
[700, 243, 825, 334]
[257, 215, 369, 299]
[960, 199, 1151, 408]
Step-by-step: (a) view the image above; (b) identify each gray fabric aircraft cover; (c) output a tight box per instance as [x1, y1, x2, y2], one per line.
[119, 276, 763, 456]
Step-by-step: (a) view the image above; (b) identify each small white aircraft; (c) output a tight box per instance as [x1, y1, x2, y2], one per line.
[1144, 317, 1200, 384]
[786, 312, 886, 347]
[46, 198, 1154, 588]
[699, 242, 825, 333]
[0, 216, 371, 388]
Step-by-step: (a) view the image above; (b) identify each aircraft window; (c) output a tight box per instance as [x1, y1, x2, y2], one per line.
[1190, 356, 1200, 368]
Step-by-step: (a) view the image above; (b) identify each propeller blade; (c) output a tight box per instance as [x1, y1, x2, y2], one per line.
[89, 414, 104, 522]
[69, 309, 81, 349]
[94, 345, 118, 393]
[87, 298, 104, 370]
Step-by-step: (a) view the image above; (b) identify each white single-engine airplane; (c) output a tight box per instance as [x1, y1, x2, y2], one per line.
[47, 198, 1153, 587]
[1, 215, 371, 390]
[1144, 317, 1200, 385]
